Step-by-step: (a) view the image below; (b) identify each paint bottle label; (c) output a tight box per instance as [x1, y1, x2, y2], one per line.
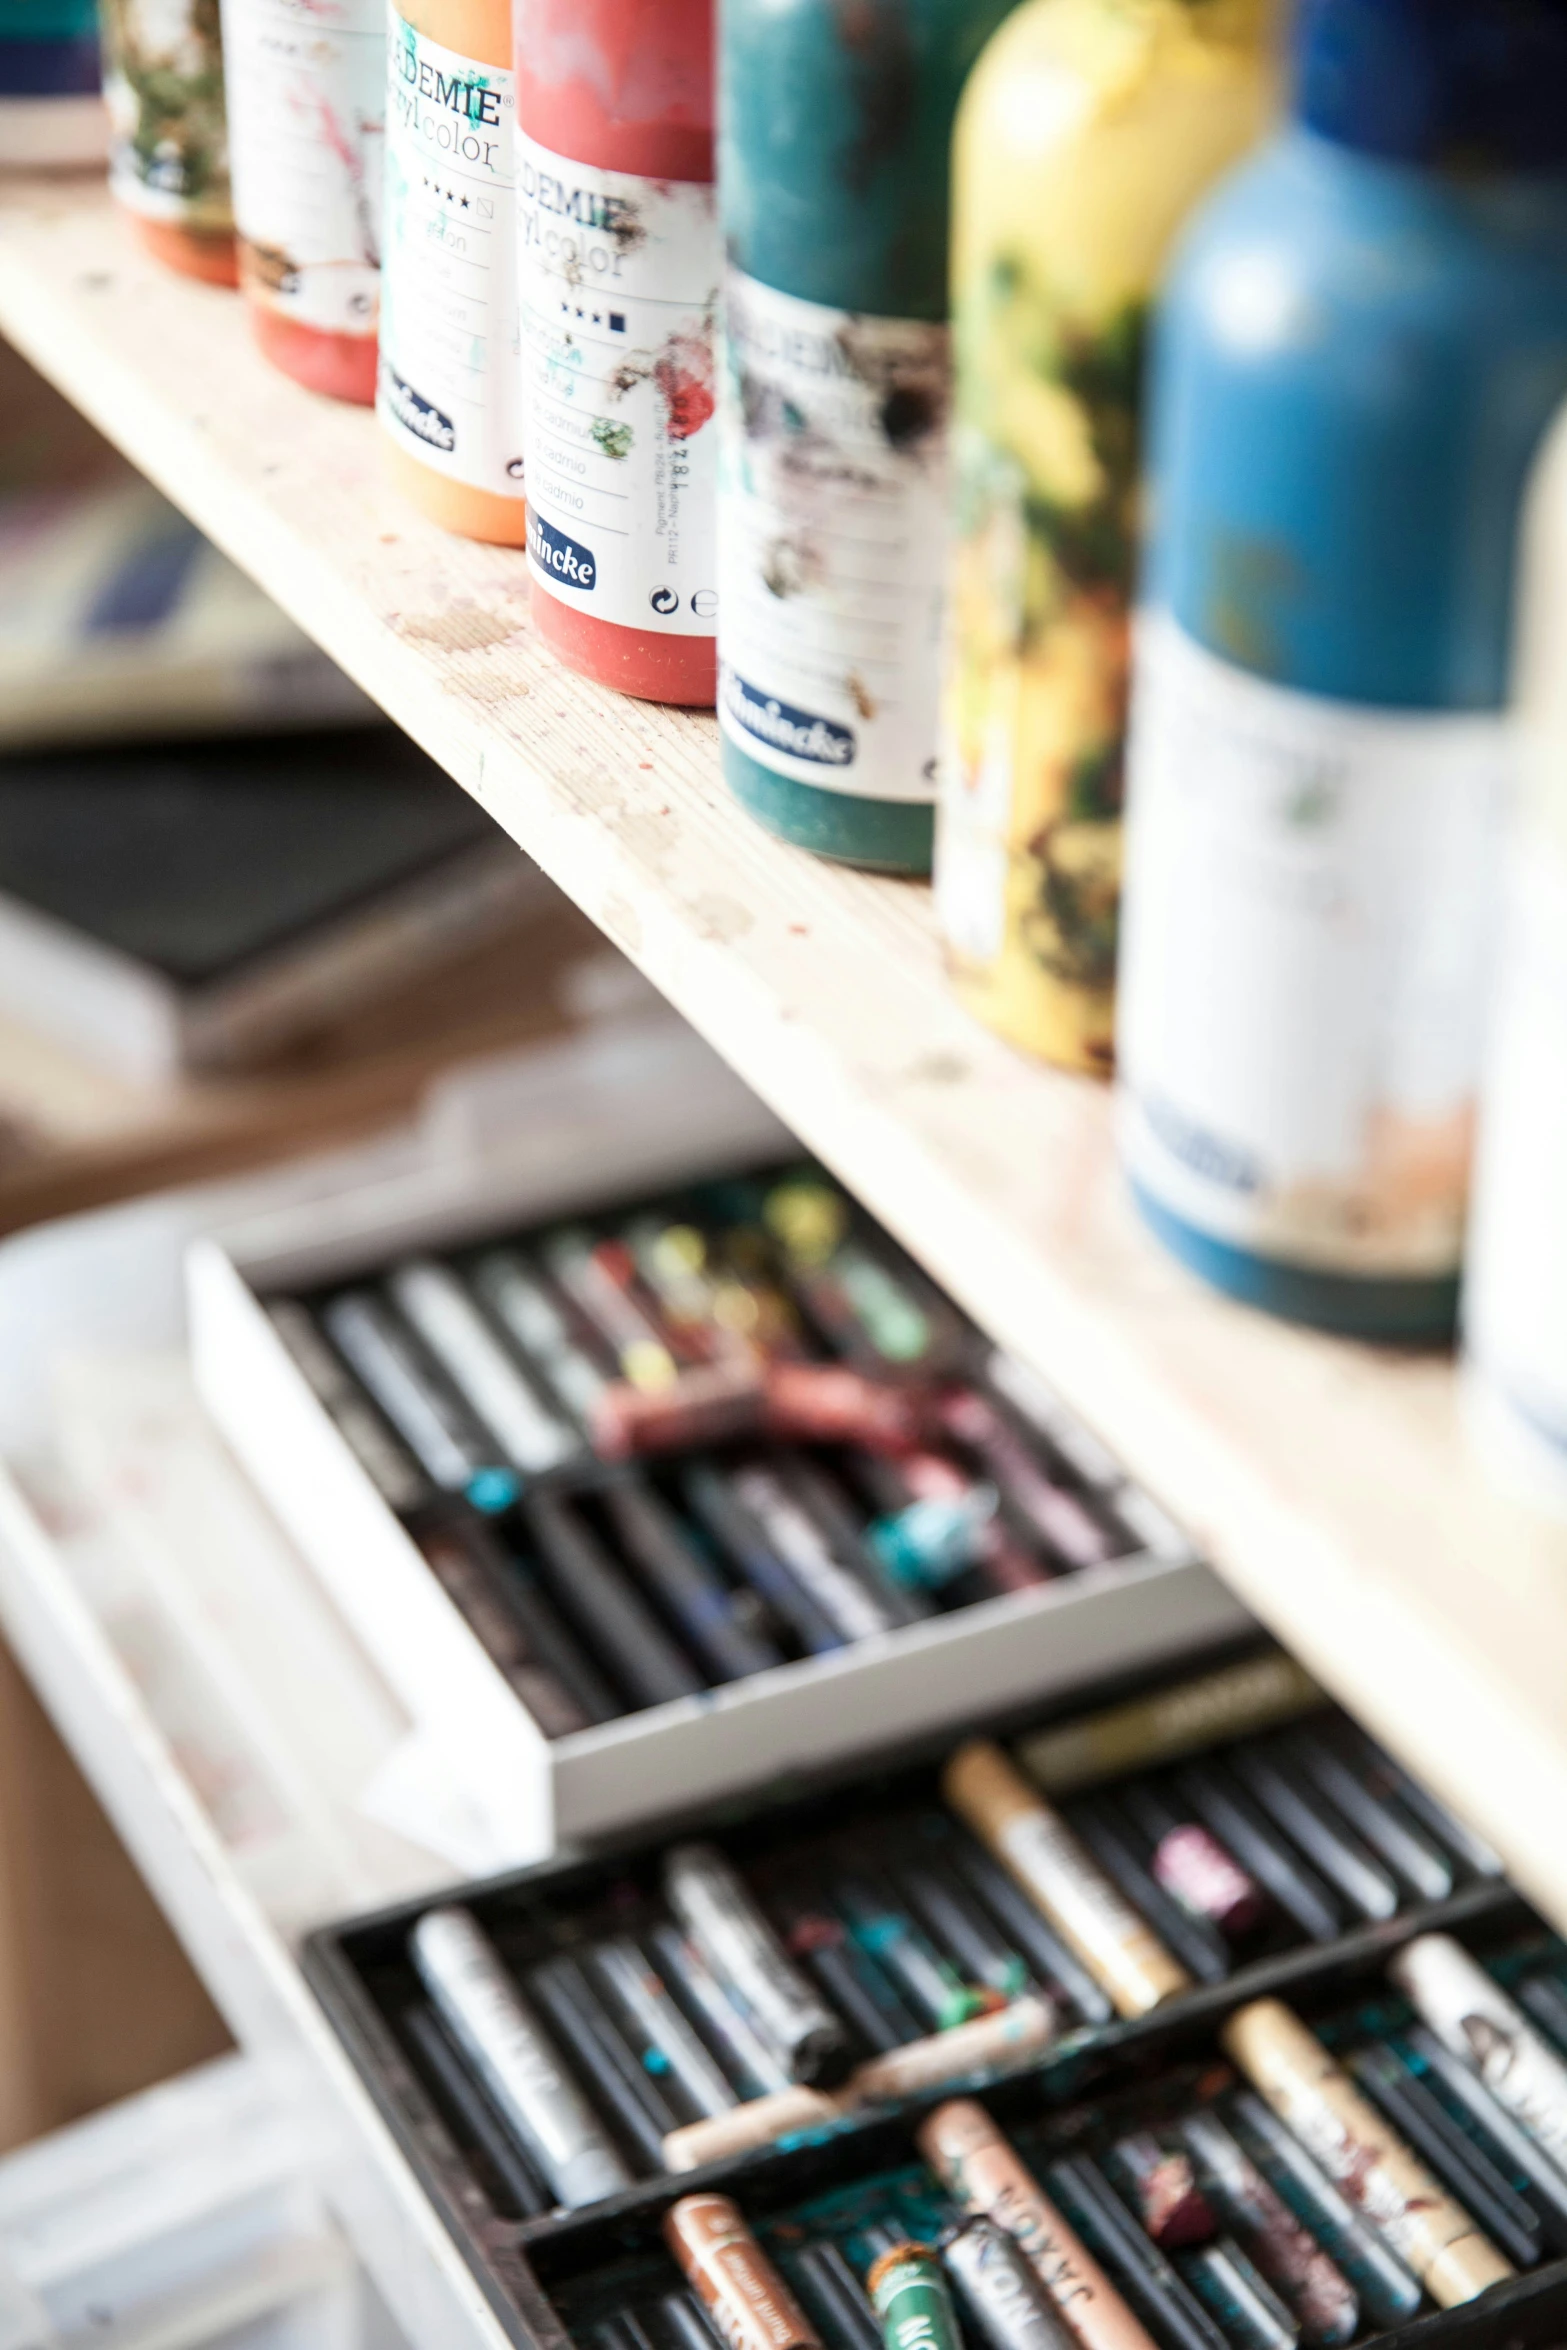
[516, 137, 718, 635]
[717, 272, 950, 803]
[1465, 838, 1567, 1496]
[379, 17, 523, 494]
[102, 0, 231, 227]
[1119, 613, 1508, 1279]
[223, 0, 382, 336]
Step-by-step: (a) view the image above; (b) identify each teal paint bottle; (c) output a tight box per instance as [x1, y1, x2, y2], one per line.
[717, 0, 1017, 874]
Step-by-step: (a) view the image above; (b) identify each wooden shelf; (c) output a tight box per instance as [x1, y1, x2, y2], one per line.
[3, 172, 1567, 1933]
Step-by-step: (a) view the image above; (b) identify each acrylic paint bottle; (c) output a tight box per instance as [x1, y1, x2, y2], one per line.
[1117, 0, 1567, 1342]
[221, 0, 383, 403]
[933, 0, 1277, 1075]
[101, 0, 236, 283]
[718, 0, 1018, 873]
[0, 0, 106, 168]
[379, 0, 526, 542]
[1464, 405, 1567, 1511]
[514, 0, 718, 706]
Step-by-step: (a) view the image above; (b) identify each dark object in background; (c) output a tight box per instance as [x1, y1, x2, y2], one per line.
[0, 729, 543, 1079]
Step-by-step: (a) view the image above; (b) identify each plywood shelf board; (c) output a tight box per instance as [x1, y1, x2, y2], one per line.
[3, 175, 1567, 1935]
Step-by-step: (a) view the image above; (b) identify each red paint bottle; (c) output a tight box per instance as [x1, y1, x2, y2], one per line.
[514, 0, 717, 706]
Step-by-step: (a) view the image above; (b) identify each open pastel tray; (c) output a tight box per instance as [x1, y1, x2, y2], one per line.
[303, 1643, 1565, 2350]
[515, 1922, 1567, 2350]
[191, 1077, 1243, 1866]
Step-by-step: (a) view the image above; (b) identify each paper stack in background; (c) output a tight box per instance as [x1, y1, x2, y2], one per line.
[0, 328, 635, 1238]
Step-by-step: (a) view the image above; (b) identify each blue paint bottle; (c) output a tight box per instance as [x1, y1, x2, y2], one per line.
[1117, 0, 1567, 1342]
[717, 0, 1016, 874]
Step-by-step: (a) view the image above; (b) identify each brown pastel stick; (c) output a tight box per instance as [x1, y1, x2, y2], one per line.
[664, 2193, 824, 2350]
[1223, 1999, 1513, 2308]
[663, 2088, 845, 2172]
[918, 2101, 1159, 2350]
[944, 1741, 1192, 2017]
[592, 1362, 767, 1458]
[762, 1362, 932, 1454]
[593, 1361, 935, 1461]
[848, 1996, 1059, 2102]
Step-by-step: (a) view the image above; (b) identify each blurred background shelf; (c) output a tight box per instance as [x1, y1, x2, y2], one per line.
[0, 1323, 505, 2349]
[2, 170, 1566, 1944]
[0, 889, 615, 1234]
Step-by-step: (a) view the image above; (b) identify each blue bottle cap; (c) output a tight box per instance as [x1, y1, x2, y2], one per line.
[1295, 0, 1567, 169]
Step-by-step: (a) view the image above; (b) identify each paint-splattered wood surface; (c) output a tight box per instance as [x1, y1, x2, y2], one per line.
[4, 172, 1567, 1931]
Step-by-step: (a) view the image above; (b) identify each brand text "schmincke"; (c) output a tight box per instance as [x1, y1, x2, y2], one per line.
[721, 668, 855, 766]
[528, 509, 597, 591]
[381, 366, 456, 453]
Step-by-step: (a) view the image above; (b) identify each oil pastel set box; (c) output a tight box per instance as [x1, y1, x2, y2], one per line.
[187, 1027, 1245, 1867]
[303, 1644, 1567, 2350]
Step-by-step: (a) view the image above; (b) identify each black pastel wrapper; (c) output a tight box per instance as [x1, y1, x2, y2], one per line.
[664, 1841, 852, 2087]
[940, 2215, 1078, 2350]
[417, 1519, 607, 1737]
[525, 1492, 706, 1708]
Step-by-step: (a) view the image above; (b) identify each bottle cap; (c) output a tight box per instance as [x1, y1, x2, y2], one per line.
[1296, 0, 1567, 169]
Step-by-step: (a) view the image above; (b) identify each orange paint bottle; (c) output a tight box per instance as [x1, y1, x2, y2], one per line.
[379, 0, 527, 541]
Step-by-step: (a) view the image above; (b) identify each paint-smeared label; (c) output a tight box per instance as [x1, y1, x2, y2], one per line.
[517, 134, 717, 634]
[102, 0, 230, 227]
[718, 271, 950, 803]
[222, 0, 382, 336]
[378, 17, 523, 496]
[1120, 612, 1507, 1278]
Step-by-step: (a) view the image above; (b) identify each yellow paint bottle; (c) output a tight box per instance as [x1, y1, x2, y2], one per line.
[933, 0, 1277, 1076]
